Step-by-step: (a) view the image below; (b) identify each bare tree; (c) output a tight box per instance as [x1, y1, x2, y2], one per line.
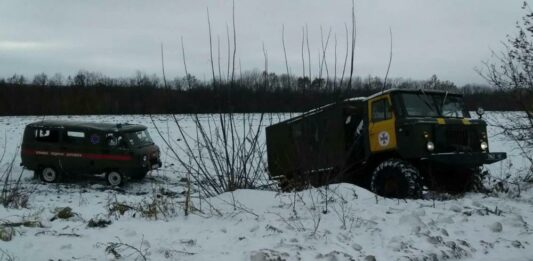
[478, 2, 533, 177]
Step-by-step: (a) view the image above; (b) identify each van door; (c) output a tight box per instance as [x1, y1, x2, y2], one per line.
[32, 127, 63, 170]
[60, 129, 88, 174]
[368, 95, 397, 153]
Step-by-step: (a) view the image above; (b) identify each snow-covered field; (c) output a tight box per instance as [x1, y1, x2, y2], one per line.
[0, 113, 532, 261]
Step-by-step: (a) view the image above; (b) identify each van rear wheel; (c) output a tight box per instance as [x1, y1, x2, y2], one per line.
[106, 171, 124, 186]
[371, 159, 422, 199]
[40, 167, 59, 183]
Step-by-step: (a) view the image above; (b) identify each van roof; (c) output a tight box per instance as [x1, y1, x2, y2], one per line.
[27, 120, 147, 132]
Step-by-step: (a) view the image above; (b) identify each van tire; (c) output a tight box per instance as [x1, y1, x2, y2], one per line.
[106, 171, 124, 186]
[40, 167, 59, 183]
[371, 159, 422, 199]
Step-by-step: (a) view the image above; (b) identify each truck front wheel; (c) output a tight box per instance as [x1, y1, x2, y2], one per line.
[371, 159, 422, 199]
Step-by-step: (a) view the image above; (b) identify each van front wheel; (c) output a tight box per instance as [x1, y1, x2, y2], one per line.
[371, 159, 422, 199]
[106, 171, 124, 186]
[40, 167, 59, 183]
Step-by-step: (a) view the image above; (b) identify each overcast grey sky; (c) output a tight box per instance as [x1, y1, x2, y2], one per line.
[0, 0, 527, 85]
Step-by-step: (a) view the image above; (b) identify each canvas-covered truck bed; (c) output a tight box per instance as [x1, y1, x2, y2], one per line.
[266, 99, 366, 183]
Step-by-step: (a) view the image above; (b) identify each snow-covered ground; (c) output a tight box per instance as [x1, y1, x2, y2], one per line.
[0, 113, 532, 260]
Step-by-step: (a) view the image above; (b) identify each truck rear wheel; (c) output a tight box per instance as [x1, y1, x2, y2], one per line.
[371, 159, 422, 199]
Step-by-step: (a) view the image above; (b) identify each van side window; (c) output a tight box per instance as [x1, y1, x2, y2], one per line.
[34, 128, 60, 143]
[372, 99, 392, 122]
[64, 131, 86, 145]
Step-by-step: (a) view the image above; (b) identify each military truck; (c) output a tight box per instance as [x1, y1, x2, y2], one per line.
[266, 89, 507, 198]
[21, 120, 162, 186]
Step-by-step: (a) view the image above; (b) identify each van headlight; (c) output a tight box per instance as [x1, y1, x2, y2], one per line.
[480, 141, 488, 151]
[426, 141, 435, 152]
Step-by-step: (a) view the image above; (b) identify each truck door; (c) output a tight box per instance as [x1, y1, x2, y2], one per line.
[368, 95, 397, 153]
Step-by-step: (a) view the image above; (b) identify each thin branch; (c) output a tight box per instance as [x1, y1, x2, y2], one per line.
[306, 24, 312, 80]
[348, 0, 356, 89]
[282, 24, 290, 87]
[334, 33, 337, 90]
[207, 7, 216, 85]
[382, 27, 393, 92]
[160, 43, 168, 89]
[301, 26, 306, 79]
[339, 23, 349, 88]
[217, 35, 223, 82]
[180, 37, 191, 88]
[231, 0, 237, 86]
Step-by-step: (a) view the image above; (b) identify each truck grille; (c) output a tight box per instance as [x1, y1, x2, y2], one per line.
[446, 128, 468, 147]
[440, 126, 479, 152]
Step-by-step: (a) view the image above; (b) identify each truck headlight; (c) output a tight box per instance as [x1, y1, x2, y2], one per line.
[480, 141, 488, 151]
[142, 155, 148, 161]
[426, 141, 435, 152]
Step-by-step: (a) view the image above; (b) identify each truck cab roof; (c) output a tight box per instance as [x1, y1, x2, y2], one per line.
[353, 88, 462, 101]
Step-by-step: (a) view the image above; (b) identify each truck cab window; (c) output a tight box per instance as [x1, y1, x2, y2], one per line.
[372, 99, 392, 122]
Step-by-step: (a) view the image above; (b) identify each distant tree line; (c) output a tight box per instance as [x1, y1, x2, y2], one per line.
[0, 70, 525, 115]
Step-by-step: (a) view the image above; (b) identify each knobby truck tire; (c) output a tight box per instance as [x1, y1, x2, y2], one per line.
[371, 159, 423, 199]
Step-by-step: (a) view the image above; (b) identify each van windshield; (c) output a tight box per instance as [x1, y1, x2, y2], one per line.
[398, 92, 467, 118]
[123, 130, 154, 147]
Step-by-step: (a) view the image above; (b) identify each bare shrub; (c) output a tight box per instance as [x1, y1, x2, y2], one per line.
[331, 187, 358, 230]
[483, 160, 528, 198]
[274, 186, 341, 237]
[104, 237, 148, 261]
[478, 2, 533, 177]
[1, 144, 29, 209]
[170, 114, 268, 197]
[107, 188, 177, 220]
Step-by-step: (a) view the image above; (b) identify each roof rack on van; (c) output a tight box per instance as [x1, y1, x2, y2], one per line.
[26, 120, 146, 132]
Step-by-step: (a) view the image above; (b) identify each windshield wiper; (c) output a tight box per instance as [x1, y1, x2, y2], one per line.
[441, 91, 448, 110]
[417, 89, 439, 115]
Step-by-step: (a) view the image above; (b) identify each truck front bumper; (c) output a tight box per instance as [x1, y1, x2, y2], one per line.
[425, 152, 507, 167]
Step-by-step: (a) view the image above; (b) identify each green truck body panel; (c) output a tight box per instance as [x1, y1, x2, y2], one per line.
[21, 120, 162, 178]
[266, 99, 367, 179]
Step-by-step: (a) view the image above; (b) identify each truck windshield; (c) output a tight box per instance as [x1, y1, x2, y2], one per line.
[399, 92, 466, 118]
[123, 130, 154, 147]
